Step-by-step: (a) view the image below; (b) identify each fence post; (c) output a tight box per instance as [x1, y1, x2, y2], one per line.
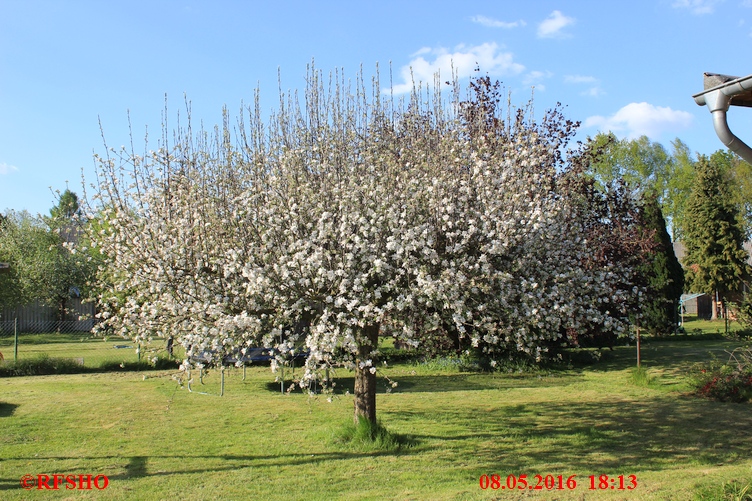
[14, 317, 18, 362]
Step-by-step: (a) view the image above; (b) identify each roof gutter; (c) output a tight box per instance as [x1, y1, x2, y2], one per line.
[693, 72, 752, 164]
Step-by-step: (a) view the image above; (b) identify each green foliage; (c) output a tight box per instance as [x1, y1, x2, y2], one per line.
[0, 211, 65, 309]
[0, 353, 179, 377]
[47, 188, 81, 226]
[665, 138, 698, 241]
[98, 357, 180, 372]
[712, 150, 752, 238]
[0, 190, 99, 315]
[588, 133, 673, 190]
[680, 154, 750, 303]
[586, 133, 696, 240]
[583, 135, 752, 246]
[732, 295, 752, 338]
[640, 191, 684, 335]
[0, 354, 85, 376]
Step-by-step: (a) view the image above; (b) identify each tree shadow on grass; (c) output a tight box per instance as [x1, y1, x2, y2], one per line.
[383, 394, 752, 473]
[586, 340, 742, 373]
[263, 372, 584, 395]
[0, 402, 18, 417]
[0, 448, 424, 491]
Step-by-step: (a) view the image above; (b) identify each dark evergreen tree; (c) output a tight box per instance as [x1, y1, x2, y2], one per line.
[47, 189, 81, 231]
[681, 153, 750, 322]
[639, 191, 684, 335]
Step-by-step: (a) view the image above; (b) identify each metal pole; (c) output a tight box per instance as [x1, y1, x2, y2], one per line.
[636, 321, 641, 368]
[14, 317, 18, 363]
[280, 330, 284, 394]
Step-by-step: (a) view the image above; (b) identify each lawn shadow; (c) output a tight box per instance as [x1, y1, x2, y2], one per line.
[0, 449, 424, 490]
[581, 340, 742, 373]
[0, 402, 18, 417]
[125, 456, 148, 478]
[384, 393, 752, 473]
[264, 372, 584, 395]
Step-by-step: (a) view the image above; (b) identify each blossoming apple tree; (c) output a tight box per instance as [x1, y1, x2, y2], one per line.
[87, 68, 641, 424]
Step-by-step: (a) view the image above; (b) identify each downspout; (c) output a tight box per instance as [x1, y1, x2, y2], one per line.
[693, 73, 752, 164]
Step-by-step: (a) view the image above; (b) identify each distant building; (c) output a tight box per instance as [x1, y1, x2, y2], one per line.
[673, 240, 751, 320]
[680, 293, 712, 320]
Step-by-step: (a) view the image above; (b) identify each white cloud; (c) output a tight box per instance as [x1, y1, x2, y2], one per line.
[564, 74, 597, 84]
[564, 74, 604, 97]
[388, 42, 525, 94]
[671, 0, 723, 15]
[584, 102, 693, 140]
[471, 15, 526, 29]
[537, 10, 575, 38]
[582, 86, 606, 97]
[523, 70, 553, 91]
[0, 163, 19, 175]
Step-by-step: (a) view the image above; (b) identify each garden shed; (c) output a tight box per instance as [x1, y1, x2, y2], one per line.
[680, 293, 712, 319]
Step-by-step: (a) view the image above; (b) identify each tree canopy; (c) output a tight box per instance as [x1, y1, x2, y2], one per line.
[87, 68, 648, 424]
[586, 133, 699, 241]
[0, 190, 95, 319]
[680, 154, 750, 313]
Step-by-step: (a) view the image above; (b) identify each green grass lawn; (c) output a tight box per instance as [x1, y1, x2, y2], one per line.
[1, 338, 751, 500]
[679, 315, 750, 337]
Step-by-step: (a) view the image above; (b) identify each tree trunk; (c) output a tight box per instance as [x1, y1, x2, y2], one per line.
[354, 323, 380, 425]
[58, 297, 67, 331]
[711, 291, 719, 320]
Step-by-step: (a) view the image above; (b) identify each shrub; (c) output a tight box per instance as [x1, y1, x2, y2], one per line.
[691, 347, 752, 403]
[0, 354, 85, 377]
[0, 354, 179, 377]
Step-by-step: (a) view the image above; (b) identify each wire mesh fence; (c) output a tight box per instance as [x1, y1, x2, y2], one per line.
[0, 320, 173, 368]
[0, 319, 96, 336]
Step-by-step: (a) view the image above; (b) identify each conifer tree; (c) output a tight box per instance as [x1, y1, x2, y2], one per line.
[681, 154, 749, 322]
[639, 191, 684, 334]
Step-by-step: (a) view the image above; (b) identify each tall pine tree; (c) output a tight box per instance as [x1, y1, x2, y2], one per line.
[681, 153, 749, 321]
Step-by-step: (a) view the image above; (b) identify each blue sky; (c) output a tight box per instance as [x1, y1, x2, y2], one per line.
[2, 0, 752, 216]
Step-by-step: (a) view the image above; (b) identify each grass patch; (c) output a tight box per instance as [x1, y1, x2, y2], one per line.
[331, 418, 413, 452]
[694, 479, 752, 500]
[679, 316, 749, 338]
[630, 365, 656, 387]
